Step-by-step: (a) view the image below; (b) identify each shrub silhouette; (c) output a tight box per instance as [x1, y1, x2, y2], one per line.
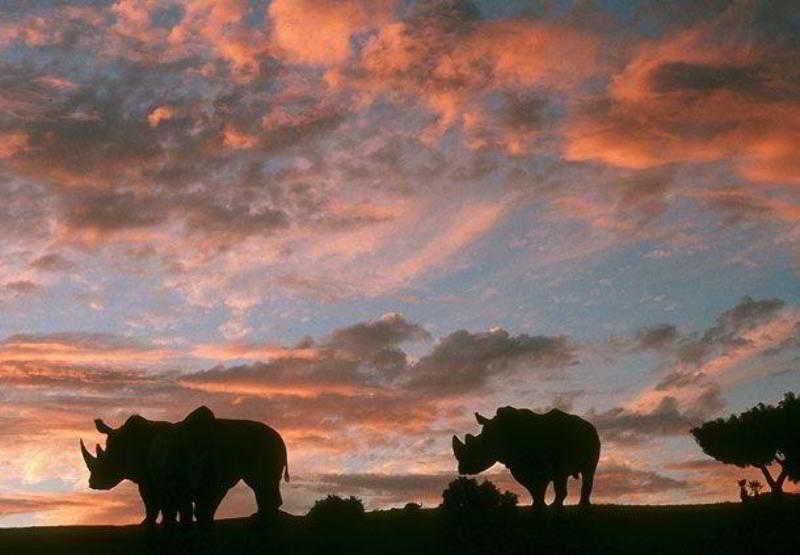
[307, 494, 365, 530]
[402, 502, 422, 514]
[747, 480, 763, 497]
[305, 495, 366, 554]
[691, 392, 800, 494]
[439, 477, 518, 554]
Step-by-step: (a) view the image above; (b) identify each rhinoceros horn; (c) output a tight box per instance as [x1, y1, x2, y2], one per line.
[475, 412, 490, 426]
[80, 439, 96, 470]
[452, 435, 465, 457]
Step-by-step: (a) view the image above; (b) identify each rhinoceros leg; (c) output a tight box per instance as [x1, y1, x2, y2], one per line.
[579, 467, 595, 506]
[528, 478, 548, 509]
[251, 482, 281, 523]
[552, 474, 568, 508]
[196, 488, 227, 527]
[161, 505, 178, 529]
[138, 484, 159, 528]
[178, 501, 193, 526]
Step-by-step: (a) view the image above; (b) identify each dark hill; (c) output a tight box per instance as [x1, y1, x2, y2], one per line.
[1, 500, 799, 554]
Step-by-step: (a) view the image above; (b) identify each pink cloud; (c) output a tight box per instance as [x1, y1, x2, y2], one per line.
[268, 0, 395, 65]
[564, 13, 800, 185]
[0, 131, 29, 158]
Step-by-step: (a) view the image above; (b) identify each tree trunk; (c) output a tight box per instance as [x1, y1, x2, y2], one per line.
[757, 464, 784, 494]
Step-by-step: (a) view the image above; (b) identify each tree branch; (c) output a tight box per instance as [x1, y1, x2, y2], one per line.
[776, 468, 788, 490]
[757, 464, 779, 492]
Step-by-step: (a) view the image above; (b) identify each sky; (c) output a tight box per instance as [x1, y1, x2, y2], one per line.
[0, 0, 799, 527]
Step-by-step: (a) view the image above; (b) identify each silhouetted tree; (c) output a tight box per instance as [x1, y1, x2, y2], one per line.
[691, 392, 800, 494]
[778, 392, 800, 483]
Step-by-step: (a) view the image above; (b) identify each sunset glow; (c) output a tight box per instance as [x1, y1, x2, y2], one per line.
[0, 0, 798, 527]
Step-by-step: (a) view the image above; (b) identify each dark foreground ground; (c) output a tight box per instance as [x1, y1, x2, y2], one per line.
[2, 499, 799, 555]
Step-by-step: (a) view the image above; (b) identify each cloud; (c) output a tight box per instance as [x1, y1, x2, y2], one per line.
[330, 2, 600, 145]
[0, 495, 89, 517]
[590, 391, 722, 445]
[0, 131, 29, 158]
[29, 253, 75, 273]
[410, 327, 577, 395]
[634, 324, 678, 352]
[592, 462, 689, 498]
[0, 485, 144, 525]
[184, 313, 431, 394]
[268, 0, 395, 65]
[599, 297, 798, 444]
[664, 296, 790, 380]
[0, 332, 176, 366]
[690, 188, 800, 225]
[4, 280, 42, 296]
[564, 5, 800, 185]
[305, 471, 454, 507]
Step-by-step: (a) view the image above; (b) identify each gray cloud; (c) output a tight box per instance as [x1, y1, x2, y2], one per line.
[29, 253, 75, 272]
[634, 324, 678, 352]
[4, 280, 42, 295]
[409, 328, 577, 395]
[589, 388, 723, 445]
[593, 463, 689, 497]
[672, 296, 785, 370]
[649, 62, 767, 95]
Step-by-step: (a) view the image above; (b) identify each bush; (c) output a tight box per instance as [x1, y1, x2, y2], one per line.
[439, 477, 518, 553]
[403, 502, 422, 514]
[307, 495, 366, 530]
[441, 477, 517, 519]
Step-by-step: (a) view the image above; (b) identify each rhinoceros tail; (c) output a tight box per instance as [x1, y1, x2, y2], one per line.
[284, 461, 290, 482]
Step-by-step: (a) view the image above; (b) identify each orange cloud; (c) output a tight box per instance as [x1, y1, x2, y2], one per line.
[268, 0, 395, 65]
[146, 105, 174, 127]
[0, 333, 176, 366]
[222, 125, 259, 149]
[192, 342, 322, 361]
[178, 379, 385, 399]
[564, 15, 800, 185]
[0, 131, 29, 158]
[333, 12, 600, 146]
[629, 307, 799, 416]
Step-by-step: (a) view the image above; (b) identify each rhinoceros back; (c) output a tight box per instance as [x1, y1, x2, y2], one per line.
[194, 418, 288, 489]
[495, 407, 600, 476]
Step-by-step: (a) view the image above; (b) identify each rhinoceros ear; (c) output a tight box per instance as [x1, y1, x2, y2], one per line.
[95, 419, 114, 435]
[452, 435, 465, 458]
[475, 412, 490, 426]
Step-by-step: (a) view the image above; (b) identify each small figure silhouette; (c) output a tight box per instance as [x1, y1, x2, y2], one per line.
[738, 479, 750, 503]
[747, 480, 763, 498]
[452, 406, 600, 508]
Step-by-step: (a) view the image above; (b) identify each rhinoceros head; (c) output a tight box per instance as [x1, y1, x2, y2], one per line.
[451, 412, 500, 475]
[80, 415, 146, 490]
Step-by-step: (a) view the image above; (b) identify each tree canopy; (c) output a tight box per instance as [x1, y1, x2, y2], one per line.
[691, 392, 800, 493]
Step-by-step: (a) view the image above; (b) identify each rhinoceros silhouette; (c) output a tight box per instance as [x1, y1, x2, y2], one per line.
[453, 406, 600, 508]
[80, 406, 289, 527]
